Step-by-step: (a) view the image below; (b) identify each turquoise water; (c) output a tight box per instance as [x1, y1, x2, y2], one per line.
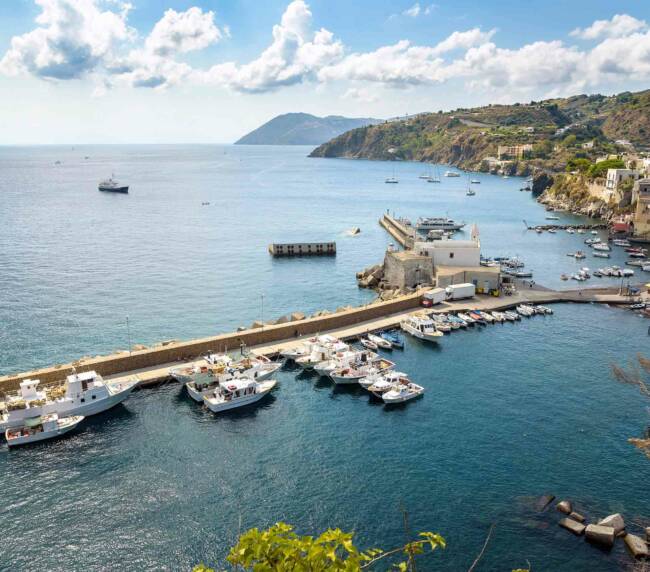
[1, 146, 648, 571]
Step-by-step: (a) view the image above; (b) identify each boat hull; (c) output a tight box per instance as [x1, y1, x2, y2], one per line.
[98, 186, 129, 193]
[0, 380, 138, 430]
[204, 381, 276, 413]
[6, 416, 83, 447]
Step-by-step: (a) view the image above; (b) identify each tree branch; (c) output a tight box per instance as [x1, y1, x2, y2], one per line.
[468, 523, 495, 572]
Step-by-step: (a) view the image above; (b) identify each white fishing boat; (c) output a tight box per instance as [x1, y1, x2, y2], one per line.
[295, 341, 349, 370]
[400, 315, 443, 342]
[314, 350, 374, 377]
[203, 379, 276, 413]
[382, 381, 425, 404]
[593, 251, 610, 258]
[280, 335, 339, 361]
[365, 371, 411, 398]
[444, 171, 460, 177]
[385, 177, 399, 184]
[330, 359, 395, 385]
[367, 333, 392, 350]
[470, 179, 480, 184]
[566, 228, 575, 234]
[359, 338, 378, 351]
[0, 371, 138, 431]
[613, 239, 631, 247]
[503, 311, 520, 321]
[5, 414, 84, 447]
[490, 311, 506, 322]
[592, 243, 611, 252]
[545, 215, 560, 221]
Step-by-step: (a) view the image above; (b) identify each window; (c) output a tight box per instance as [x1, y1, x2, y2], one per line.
[92, 395, 96, 399]
[80, 398, 85, 403]
[449, 252, 454, 259]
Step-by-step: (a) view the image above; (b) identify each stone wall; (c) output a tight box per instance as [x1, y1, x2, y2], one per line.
[383, 251, 434, 290]
[0, 293, 423, 393]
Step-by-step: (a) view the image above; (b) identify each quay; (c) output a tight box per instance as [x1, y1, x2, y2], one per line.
[379, 213, 415, 248]
[268, 242, 336, 256]
[0, 284, 640, 394]
[524, 220, 609, 231]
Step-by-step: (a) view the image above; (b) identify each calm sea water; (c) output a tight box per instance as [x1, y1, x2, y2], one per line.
[0, 146, 648, 571]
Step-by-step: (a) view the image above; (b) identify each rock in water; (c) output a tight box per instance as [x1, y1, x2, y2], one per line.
[646, 527, 650, 542]
[569, 512, 585, 523]
[585, 524, 615, 548]
[559, 518, 586, 536]
[536, 494, 555, 512]
[556, 500, 572, 515]
[624, 534, 649, 558]
[349, 227, 361, 235]
[290, 312, 305, 321]
[597, 513, 625, 536]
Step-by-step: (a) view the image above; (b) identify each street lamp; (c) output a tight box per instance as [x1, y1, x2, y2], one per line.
[261, 293, 265, 330]
[126, 316, 132, 356]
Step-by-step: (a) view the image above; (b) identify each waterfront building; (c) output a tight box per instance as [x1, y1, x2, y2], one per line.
[633, 178, 650, 237]
[497, 144, 533, 160]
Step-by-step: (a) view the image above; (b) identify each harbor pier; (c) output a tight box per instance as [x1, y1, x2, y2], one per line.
[0, 285, 639, 394]
[379, 214, 415, 249]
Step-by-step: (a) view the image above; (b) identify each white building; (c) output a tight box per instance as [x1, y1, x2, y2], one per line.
[605, 168, 640, 192]
[414, 226, 481, 268]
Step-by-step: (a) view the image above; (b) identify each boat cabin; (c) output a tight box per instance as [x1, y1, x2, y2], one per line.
[64, 370, 104, 400]
[19, 379, 41, 400]
[220, 379, 257, 400]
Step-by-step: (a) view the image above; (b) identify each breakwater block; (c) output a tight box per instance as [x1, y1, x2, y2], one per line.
[585, 524, 615, 548]
[559, 518, 586, 536]
[556, 500, 572, 515]
[536, 494, 555, 512]
[597, 513, 625, 536]
[624, 534, 649, 559]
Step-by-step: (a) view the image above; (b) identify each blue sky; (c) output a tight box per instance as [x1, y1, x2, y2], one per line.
[1, 0, 650, 143]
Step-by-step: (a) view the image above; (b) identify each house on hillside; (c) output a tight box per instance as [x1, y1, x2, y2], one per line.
[497, 144, 533, 160]
[633, 179, 650, 237]
[605, 168, 640, 204]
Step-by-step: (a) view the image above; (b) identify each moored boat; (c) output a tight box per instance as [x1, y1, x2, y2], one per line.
[203, 379, 277, 413]
[5, 414, 84, 447]
[382, 381, 425, 404]
[0, 371, 138, 431]
[400, 315, 443, 341]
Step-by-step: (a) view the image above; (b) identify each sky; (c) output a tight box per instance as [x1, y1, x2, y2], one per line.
[1, 0, 650, 144]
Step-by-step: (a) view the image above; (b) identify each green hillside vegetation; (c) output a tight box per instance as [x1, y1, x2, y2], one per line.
[310, 89, 650, 175]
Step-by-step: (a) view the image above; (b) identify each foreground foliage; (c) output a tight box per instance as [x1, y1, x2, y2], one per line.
[194, 522, 445, 571]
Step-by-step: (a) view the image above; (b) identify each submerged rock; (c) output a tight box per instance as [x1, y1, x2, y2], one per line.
[290, 312, 305, 321]
[624, 534, 648, 558]
[556, 500, 572, 515]
[585, 524, 615, 548]
[597, 513, 625, 536]
[559, 517, 586, 536]
[536, 494, 556, 512]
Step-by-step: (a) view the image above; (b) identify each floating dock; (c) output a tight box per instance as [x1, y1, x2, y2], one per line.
[269, 242, 336, 257]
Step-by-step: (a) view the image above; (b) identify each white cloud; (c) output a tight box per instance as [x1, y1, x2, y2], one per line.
[145, 7, 222, 57]
[570, 14, 647, 40]
[0, 0, 134, 80]
[343, 87, 378, 103]
[403, 4, 421, 18]
[430, 28, 496, 55]
[200, 0, 343, 93]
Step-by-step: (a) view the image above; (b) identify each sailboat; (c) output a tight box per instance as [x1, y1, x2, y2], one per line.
[385, 163, 398, 184]
[427, 165, 441, 183]
[466, 175, 476, 196]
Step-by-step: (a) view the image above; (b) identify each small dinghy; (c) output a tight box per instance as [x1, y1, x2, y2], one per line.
[5, 414, 84, 447]
[368, 333, 392, 350]
[359, 337, 378, 351]
[380, 330, 404, 349]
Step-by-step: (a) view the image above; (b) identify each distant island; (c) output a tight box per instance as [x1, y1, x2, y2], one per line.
[235, 112, 381, 145]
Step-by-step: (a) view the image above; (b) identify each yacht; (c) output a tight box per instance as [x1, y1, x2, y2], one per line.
[592, 243, 611, 252]
[5, 414, 84, 447]
[98, 176, 129, 193]
[470, 179, 480, 184]
[593, 251, 610, 258]
[382, 381, 425, 404]
[0, 371, 137, 430]
[466, 188, 476, 196]
[415, 217, 465, 232]
[444, 171, 461, 177]
[400, 315, 443, 342]
[203, 378, 277, 413]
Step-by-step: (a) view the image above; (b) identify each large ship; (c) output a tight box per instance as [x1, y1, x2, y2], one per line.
[98, 176, 129, 193]
[415, 216, 465, 232]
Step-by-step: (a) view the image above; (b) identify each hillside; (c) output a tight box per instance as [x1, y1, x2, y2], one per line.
[235, 113, 380, 145]
[309, 89, 650, 174]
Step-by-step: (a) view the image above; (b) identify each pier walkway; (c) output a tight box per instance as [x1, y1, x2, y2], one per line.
[379, 214, 415, 249]
[0, 283, 639, 393]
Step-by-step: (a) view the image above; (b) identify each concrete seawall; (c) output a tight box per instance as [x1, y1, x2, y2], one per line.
[0, 292, 423, 393]
[379, 214, 415, 249]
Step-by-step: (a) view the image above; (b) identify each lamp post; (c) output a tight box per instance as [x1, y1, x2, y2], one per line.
[261, 293, 265, 331]
[126, 316, 132, 356]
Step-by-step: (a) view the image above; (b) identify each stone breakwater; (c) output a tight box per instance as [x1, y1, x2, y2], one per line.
[544, 495, 649, 561]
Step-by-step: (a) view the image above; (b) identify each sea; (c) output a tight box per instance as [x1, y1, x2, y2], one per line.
[0, 145, 648, 571]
